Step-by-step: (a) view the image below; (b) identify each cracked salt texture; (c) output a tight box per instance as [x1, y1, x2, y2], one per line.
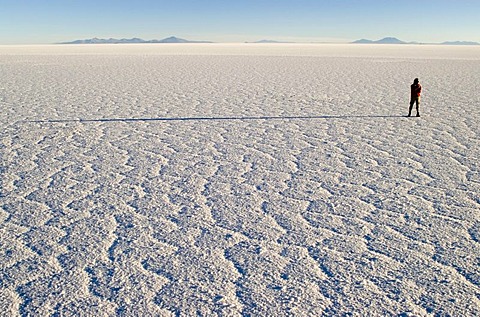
[1, 44, 479, 316]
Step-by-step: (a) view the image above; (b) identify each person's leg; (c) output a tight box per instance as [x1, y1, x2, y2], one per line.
[408, 99, 414, 116]
[416, 97, 420, 117]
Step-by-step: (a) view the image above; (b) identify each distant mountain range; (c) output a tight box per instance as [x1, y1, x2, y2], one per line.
[352, 37, 479, 45]
[247, 40, 292, 44]
[352, 37, 408, 44]
[61, 37, 292, 44]
[59, 36, 479, 45]
[441, 41, 480, 46]
[60, 36, 212, 44]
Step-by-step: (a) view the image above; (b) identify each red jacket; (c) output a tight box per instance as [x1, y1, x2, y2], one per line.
[411, 83, 422, 97]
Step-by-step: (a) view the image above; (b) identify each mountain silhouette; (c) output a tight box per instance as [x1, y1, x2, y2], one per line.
[352, 37, 406, 44]
[60, 36, 212, 44]
[441, 41, 479, 45]
[352, 37, 479, 45]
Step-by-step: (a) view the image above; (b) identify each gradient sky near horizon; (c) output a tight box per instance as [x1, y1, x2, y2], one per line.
[1, 0, 479, 44]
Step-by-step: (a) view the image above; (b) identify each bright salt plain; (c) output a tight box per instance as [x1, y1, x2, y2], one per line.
[1, 44, 479, 316]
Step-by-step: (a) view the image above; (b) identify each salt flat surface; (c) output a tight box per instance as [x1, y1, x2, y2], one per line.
[1, 44, 479, 316]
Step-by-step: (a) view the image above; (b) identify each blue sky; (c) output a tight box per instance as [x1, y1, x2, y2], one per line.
[1, 0, 479, 44]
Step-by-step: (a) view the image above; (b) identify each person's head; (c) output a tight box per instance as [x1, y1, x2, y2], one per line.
[414, 78, 419, 84]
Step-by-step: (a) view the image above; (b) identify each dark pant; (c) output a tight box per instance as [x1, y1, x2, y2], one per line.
[409, 96, 420, 116]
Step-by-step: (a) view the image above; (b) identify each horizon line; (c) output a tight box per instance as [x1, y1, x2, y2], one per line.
[2, 36, 479, 46]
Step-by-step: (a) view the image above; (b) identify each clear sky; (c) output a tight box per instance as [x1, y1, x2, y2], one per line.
[1, 0, 479, 44]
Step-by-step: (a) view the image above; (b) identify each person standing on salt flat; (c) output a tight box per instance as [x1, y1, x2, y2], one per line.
[408, 78, 422, 117]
